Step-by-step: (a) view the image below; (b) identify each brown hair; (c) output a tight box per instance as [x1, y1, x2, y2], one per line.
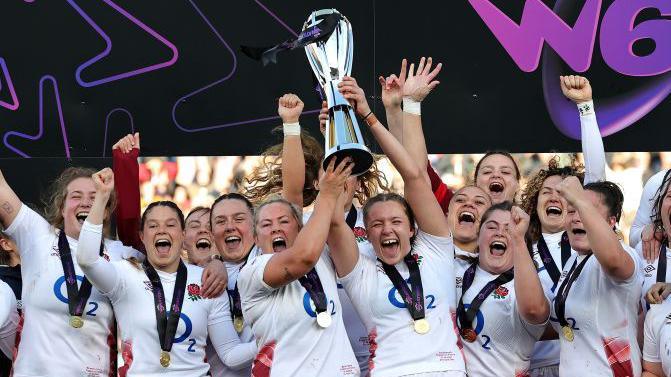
[0, 230, 15, 266]
[43, 167, 117, 237]
[363, 192, 417, 245]
[474, 151, 521, 181]
[520, 156, 584, 242]
[244, 129, 324, 207]
[244, 128, 390, 207]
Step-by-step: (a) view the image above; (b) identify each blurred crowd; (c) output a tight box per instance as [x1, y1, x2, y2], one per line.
[138, 151, 671, 243]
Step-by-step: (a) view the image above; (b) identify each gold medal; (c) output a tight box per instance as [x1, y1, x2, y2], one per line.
[413, 318, 430, 334]
[562, 326, 574, 342]
[461, 328, 477, 343]
[70, 316, 84, 328]
[234, 316, 244, 333]
[160, 351, 171, 368]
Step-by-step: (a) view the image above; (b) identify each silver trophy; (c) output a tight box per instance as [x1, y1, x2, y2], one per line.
[304, 9, 373, 176]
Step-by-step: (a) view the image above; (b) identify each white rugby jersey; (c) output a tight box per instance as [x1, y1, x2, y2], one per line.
[6, 204, 136, 377]
[0, 280, 18, 359]
[638, 244, 671, 315]
[238, 251, 359, 376]
[643, 298, 671, 376]
[340, 230, 466, 377]
[206, 260, 255, 377]
[529, 231, 575, 370]
[305, 207, 373, 374]
[549, 243, 642, 377]
[107, 261, 240, 376]
[455, 260, 546, 377]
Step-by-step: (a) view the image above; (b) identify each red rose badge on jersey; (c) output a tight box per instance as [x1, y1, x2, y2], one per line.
[352, 226, 368, 242]
[493, 286, 509, 299]
[187, 283, 202, 301]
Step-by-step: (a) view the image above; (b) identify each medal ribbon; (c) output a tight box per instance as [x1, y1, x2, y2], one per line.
[58, 230, 103, 319]
[298, 268, 328, 315]
[535, 231, 572, 285]
[226, 245, 254, 324]
[241, 12, 342, 66]
[456, 262, 514, 332]
[345, 205, 357, 230]
[144, 259, 188, 354]
[657, 243, 667, 283]
[554, 254, 592, 329]
[379, 253, 425, 321]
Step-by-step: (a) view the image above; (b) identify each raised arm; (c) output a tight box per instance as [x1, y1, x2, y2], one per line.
[560, 75, 606, 184]
[381, 59, 406, 142]
[338, 76, 449, 237]
[398, 57, 441, 182]
[326, 179, 359, 277]
[112, 133, 143, 251]
[208, 304, 257, 370]
[263, 158, 352, 288]
[278, 93, 305, 209]
[510, 206, 549, 324]
[556, 176, 635, 282]
[0, 169, 23, 229]
[76, 168, 120, 294]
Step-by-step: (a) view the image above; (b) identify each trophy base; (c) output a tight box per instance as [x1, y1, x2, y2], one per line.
[323, 143, 374, 177]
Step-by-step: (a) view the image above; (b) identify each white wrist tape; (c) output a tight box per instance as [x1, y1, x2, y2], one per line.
[403, 97, 421, 115]
[283, 122, 301, 136]
[577, 100, 595, 117]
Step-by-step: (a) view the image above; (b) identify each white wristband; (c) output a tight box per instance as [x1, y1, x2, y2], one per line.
[577, 100, 595, 117]
[283, 122, 301, 136]
[402, 97, 421, 115]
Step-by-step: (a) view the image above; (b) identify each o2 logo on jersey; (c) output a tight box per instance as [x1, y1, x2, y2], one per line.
[53, 275, 195, 348]
[387, 279, 437, 310]
[53, 275, 100, 317]
[302, 292, 336, 318]
[460, 304, 493, 350]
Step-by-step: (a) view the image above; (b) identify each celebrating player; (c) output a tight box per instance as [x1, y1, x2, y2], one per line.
[551, 177, 641, 376]
[77, 169, 256, 375]
[238, 158, 360, 376]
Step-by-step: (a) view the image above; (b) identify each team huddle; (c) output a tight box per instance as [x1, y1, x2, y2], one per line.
[0, 57, 669, 377]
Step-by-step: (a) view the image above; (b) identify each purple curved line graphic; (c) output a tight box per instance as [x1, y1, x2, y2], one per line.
[0, 58, 20, 111]
[102, 108, 135, 157]
[542, 0, 671, 139]
[69, 0, 179, 87]
[172, 0, 318, 133]
[3, 75, 71, 159]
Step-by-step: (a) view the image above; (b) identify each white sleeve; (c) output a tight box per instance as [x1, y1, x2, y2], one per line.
[630, 170, 668, 247]
[580, 111, 606, 184]
[76, 221, 121, 295]
[208, 295, 257, 370]
[0, 282, 18, 359]
[643, 305, 663, 363]
[4, 203, 53, 261]
[339, 253, 376, 331]
[414, 229, 455, 266]
[238, 254, 277, 308]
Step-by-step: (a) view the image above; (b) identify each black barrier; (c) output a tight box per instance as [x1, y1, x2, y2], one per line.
[0, 0, 668, 158]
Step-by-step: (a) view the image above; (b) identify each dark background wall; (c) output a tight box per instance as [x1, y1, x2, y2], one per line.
[0, 0, 669, 204]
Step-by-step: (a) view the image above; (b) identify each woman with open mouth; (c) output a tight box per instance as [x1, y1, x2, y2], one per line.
[238, 157, 359, 376]
[552, 177, 641, 376]
[208, 192, 258, 377]
[0, 165, 139, 377]
[77, 168, 256, 376]
[454, 202, 549, 376]
[327, 75, 466, 376]
[447, 185, 492, 260]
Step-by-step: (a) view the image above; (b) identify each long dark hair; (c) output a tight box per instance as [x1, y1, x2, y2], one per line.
[584, 181, 624, 225]
[651, 170, 671, 243]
